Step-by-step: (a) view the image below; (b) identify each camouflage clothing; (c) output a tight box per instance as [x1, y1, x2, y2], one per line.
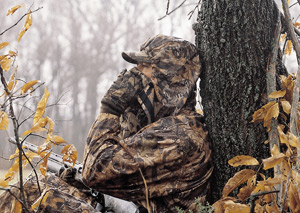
[82, 35, 213, 212]
[0, 173, 98, 212]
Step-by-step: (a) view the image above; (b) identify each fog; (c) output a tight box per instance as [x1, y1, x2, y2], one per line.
[0, 0, 298, 168]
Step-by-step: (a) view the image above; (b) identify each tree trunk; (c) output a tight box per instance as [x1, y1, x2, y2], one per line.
[195, 0, 279, 201]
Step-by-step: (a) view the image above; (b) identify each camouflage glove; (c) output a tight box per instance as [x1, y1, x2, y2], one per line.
[100, 67, 148, 116]
[58, 167, 89, 191]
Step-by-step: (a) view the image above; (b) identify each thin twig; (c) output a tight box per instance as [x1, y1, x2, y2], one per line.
[139, 168, 150, 213]
[188, 0, 202, 20]
[21, 145, 41, 195]
[249, 190, 280, 213]
[158, 0, 187, 20]
[0, 66, 27, 209]
[0, 7, 43, 36]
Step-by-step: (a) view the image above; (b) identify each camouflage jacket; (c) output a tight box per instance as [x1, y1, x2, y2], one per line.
[82, 67, 213, 212]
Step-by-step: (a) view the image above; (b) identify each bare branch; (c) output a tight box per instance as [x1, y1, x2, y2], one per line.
[0, 7, 43, 36]
[266, 8, 282, 199]
[281, 0, 300, 169]
[158, 0, 187, 21]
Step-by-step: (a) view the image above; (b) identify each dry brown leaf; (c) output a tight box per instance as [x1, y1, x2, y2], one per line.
[262, 153, 285, 170]
[224, 201, 250, 213]
[280, 100, 291, 114]
[222, 169, 256, 197]
[212, 197, 237, 213]
[287, 182, 300, 212]
[268, 90, 286, 99]
[228, 155, 259, 167]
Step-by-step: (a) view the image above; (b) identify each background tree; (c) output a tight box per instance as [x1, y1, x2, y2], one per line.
[195, 0, 297, 202]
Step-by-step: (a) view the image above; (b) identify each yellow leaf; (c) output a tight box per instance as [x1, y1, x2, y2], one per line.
[257, 175, 287, 187]
[17, 30, 25, 42]
[17, 11, 32, 42]
[264, 102, 279, 121]
[22, 126, 47, 136]
[46, 117, 54, 134]
[37, 143, 52, 156]
[287, 132, 300, 148]
[295, 22, 300, 29]
[222, 169, 256, 198]
[0, 111, 9, 130]
[9, 51, 17, 57]
[228, 155, 259, 167]
[61, 144, 78, 167]
[278, 126, 288, 144]
[33, 87, 50, 125]
[48, 135, 67, 145]
[280, 100, 291, 114]
[262, 153, 285, 170]
[0, 58, 13, 71]
[0, 178, 9, 187]
[25, 12, 32, 30]
[39, 151, 51, 176]
[5, 159, 19, 181]
[14, 201, 22, 213]
[31, 185, 50, 210]
[263, 103, 279, 131]
[21, 80, 40, 94]
[7, 5, 23, 16]
[268, 90, 286, 99]
[0, 42, 9, 50]
[285, 40, 293, 55]
[224, 202, 250, 213]
[6, 73, 17, 94]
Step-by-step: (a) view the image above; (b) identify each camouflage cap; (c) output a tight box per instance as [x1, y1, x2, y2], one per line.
[122, 34, 198, 65]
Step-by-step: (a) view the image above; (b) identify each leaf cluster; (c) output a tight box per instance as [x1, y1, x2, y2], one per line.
[213, 74, 300, 212]
[0, 4, 78, 212]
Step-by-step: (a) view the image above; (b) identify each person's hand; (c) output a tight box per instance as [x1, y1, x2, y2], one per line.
[100, 67, 147, 116]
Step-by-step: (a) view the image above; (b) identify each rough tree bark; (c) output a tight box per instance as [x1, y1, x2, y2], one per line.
[194, 0, 280, 201]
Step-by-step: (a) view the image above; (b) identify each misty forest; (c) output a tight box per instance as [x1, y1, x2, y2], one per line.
[0, 0, 300, 212]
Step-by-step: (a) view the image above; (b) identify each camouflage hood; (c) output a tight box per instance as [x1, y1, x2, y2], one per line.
[122, 34, 201, 121]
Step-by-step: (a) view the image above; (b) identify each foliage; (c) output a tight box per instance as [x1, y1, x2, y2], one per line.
[213, 75, 300, 212]
[0, 3, 78, 211]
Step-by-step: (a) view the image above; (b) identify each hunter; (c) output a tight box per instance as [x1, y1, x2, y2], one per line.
[82, 34, 213, 212]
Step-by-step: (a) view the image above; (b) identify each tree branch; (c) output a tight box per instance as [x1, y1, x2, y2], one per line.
[158, 0, 187, 20]
[0, 7, 43, 36]
[0, 66, 27, 209]
[281, 0, 300, 170]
